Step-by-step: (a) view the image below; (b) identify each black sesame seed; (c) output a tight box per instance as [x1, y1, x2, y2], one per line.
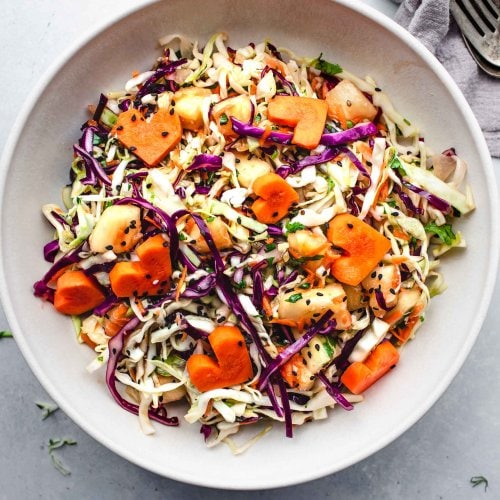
[105, 245, 113, 250]
[375, 87, 381, 92]
[346, 99, 352, 107]
[307, 351, 312, 359]
[116, 125, 124, 131]
[145, 273, 152, 279]
[306, 299, 311, 305]
[347, 223, 354, 229]
[309, 375, 315, 380]
[169, 108, 175, 115]
[162, 241, 169, 247]
[316, 292, 324, 297]
[124, 227, 130, 234]
[313, 312, 321, 318]
[171, 99, 176, 106]
[272, 212, 278, 218]
[314, 343, 320, 351]
[378, 273, 383, 280]
[371, 271, 377, 278]
[389, 288, 396, 295]
[131, 114, 137, 122]
[120, 241, 126, 246]
[161, 131, 169, 137]
[129, 146, 137, 152]
[366, 161, 373, 167]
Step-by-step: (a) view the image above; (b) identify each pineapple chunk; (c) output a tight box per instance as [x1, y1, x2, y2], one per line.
[89, 204, 142, 254]
[325, 80, 377, 127]
[173, 87, 212, 131]
[211, 95, 253, 137]
[234, 153, 272, 188]
[278, 284, 352, 330]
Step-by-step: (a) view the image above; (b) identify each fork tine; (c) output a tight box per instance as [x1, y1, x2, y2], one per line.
[458, 0, 492, 34]
[473, 0, 499, 30]
[483, 0, 500, 17]
[451, 1, 488, 52]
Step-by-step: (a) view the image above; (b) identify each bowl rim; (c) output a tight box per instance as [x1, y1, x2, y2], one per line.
[1, 0, 499, 489]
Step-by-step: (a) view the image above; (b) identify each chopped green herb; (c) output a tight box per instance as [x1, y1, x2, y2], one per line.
[424, 222, 456, 246]
[327, 177, 335, 193]
[0, 330, 13, 339]
[298, 282, 311, 289]
[388, 152, 407, 176]
[470, 475, 488, 491]
[36, 401, 59, 420]
[234, 280, 247, 290]
[285, 221, 305, 234]
[313, 53, 343, 76]
[289, 255, 324, 267]
[403, 118, 411, 126]
[219, 113, 229, 125]
[254, 113, 262, 124]
[47, 438, 77, 477]
[346, 120, 354, 129]
[265, 243, 276, 252]
[285, 293, 303, 303]
[266, 257, 275, 266]
[205, 215, 216, 223]
[179, 232, 188, 241]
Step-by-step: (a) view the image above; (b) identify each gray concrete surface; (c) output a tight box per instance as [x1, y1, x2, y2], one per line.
[1, 0, 499, 498]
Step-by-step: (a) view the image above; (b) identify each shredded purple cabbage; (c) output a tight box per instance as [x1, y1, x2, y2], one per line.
[320, 122, 377, 147]
[43, 240, 60, 263]
[231, 118, 293, 144]
[186, 154, 223, 172]
[258, 310, 335, 390]
[105, 317, 179, 426]
[317, 371, 353, 411]
[135, 59, 187, 100]
[401, 180, 451, 213]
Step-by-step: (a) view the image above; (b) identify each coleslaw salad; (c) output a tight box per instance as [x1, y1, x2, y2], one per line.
[33, 33, 475, 453]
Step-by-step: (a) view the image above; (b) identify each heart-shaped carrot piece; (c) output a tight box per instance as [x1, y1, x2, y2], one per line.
[54, 270, 106, 315]
[187, 326, 253, 392]
[109, 234, 172, 297]
[112, 108, 182, 166]
[251, 173, 299, 224]
[327, 213, 391, 286]
[267, 95, 328, 150]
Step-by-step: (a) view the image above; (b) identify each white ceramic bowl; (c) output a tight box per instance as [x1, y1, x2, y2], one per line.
[1, 0, 498, 490]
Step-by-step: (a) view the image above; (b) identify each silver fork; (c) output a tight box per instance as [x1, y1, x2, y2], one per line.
[450, 0, 500, 70]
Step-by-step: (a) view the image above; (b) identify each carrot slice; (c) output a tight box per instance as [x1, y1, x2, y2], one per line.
[53, 270, 106, 315]
[251, 173, 299, 224]
[327, 213, 391, 286]
[186, 326, 253, 392]
[103, 303, 131, 337]
[111, 108, 182, 167]
[109, 234, 172, 298]
[340, 341, 400, 394]
[134, 234, 172, 280]
[267, 96, 328, 150]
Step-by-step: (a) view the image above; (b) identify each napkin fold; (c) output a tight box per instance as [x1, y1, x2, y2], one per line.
[394, 0, 500, 157]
